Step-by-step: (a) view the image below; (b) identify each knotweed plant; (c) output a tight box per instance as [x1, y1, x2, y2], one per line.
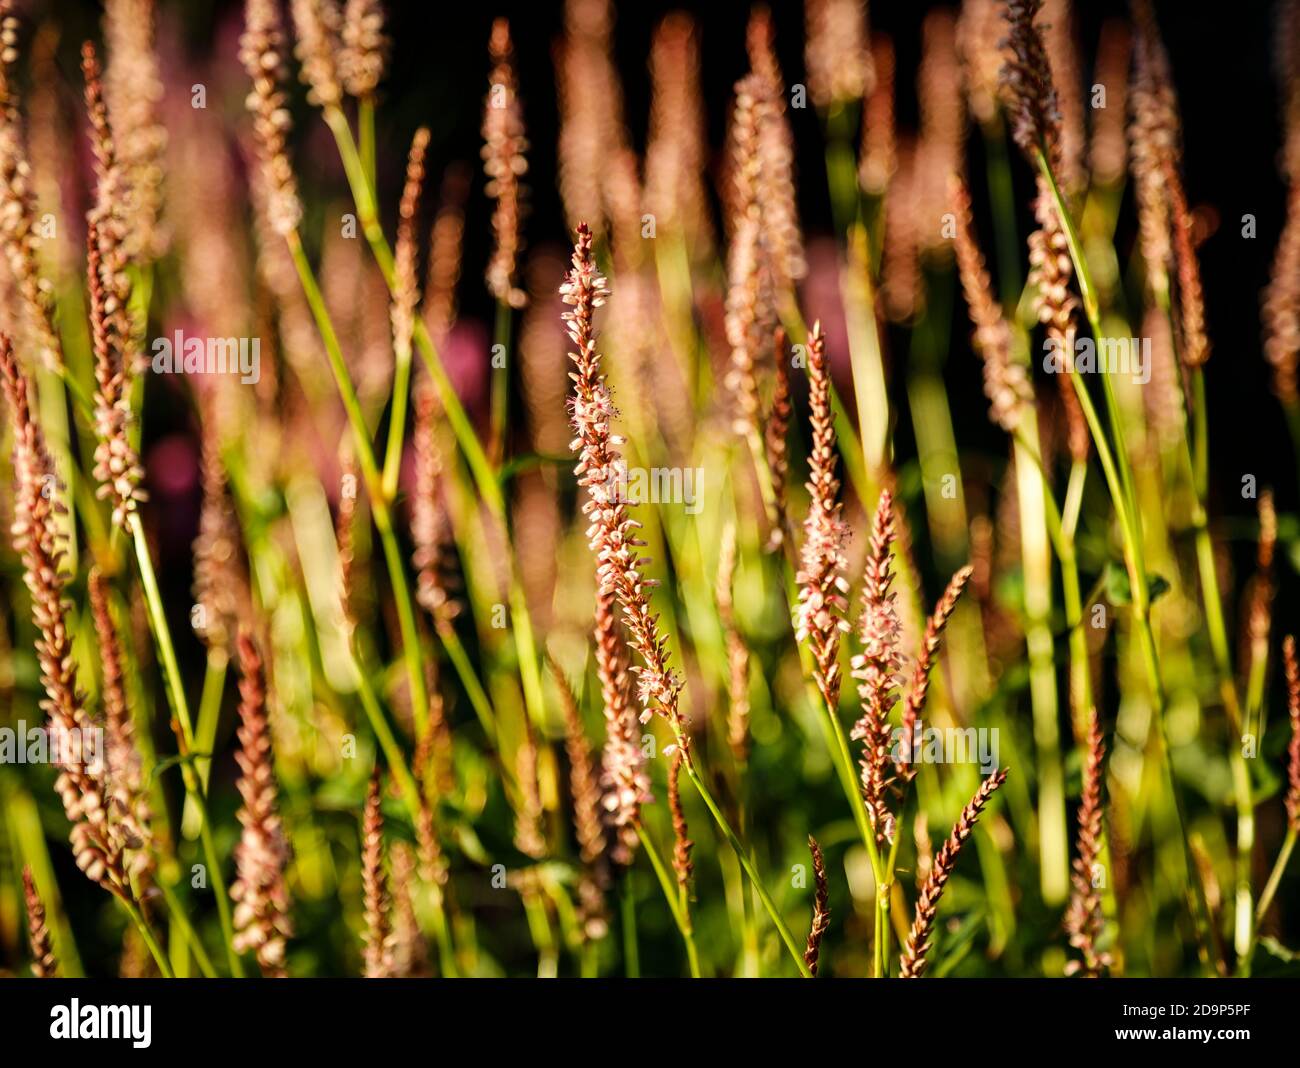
[0, 0, 1298, 986]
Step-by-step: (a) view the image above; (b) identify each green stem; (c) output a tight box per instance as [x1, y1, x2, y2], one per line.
[350, 641, 423, 820]
[320, 110, 551, 732]
[1254, 827, 1296, 929]
[128, 513, 243, 975]
[1035, 147, 1216, 970]
[1242, 827, 1297, 975]
[122, 898, 173, 979]
[1183, 366, 1255, 963]
[157, 879, 218, 978]
[439, 622, 501, 746]
[285, 229, 429, 733]
[382, 331, 413, 501]
[636, 822, 701, 977]
[194, 649, 228, 792]
[677, 741, 812, 977]
[359, 95, 376, 189]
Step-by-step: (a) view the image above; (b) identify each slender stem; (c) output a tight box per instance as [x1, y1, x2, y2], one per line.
[322, 105, 496, 503]
[350, 640, 423, 819]
[1035, 147, 1216, 969]
[1254, 827, 1297, 929]
[129, 513, 243, 975]
[285, 229, 429, 732]
[359, 96, 376, 189]
[636, 822, 701, 977]
[194, 649, 228, 793]
[438, 622, 500, 746]
[1183, 366, 1255, 962]
[121, 898, 173, 979]
[677, 741, 812, 977]
[157, 879, 218, 978]
[1242, 826, 1297, 975]
[382, 331, 413, 501]
[319, 110, 552, 732]
[182, 647, 228, 838]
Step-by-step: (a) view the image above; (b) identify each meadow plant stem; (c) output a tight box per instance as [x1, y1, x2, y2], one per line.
[359, 96, 376, 188]
[157, 879, 218, 978]
[1183, 367, 1255, 960]
[350, 645, 423, 819]
[194, 649, 228, 792]
[182, 648, 229, 837]
[823, 102, 860, 237]
[677, 740, 812, 977]
[128, 512, 243, 975]
[1014, 421, 1068, 905]
[774, 548, 884, 878]
[381, 330, 413, 500]
[636, 822, 701, 977]
[285, 228, 429, 732]
[1253, 826, 1296, 930]
[1034, 148, 1216, 967]
[842, 224, 889, 476]
[1240, 826, 1298, 975]
[122, 898, 173, 978]
[321, 105, 547, 732]
[322, 105, 496, 501]
[440, 623, 501, 746]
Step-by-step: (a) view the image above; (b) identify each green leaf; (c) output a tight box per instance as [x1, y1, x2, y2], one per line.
[1103, 561, 1131, 605]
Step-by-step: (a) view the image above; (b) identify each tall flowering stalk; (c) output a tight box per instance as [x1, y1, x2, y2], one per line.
[794, 322, 850, 711]
[230, 633, 292, 977]
[83, 47, 146, 528]
[0, 1, 63, 373]
[1285, 638, 1300, 833]
[851, 490, 904, 844]
[564, 222, 809, 975]
[483, 18, 528, 310]
[899, 770, 1008, 977]
[950, 174, 1032, 433]
[241, 0, 302, 236]
[339, 0, 387, 99]
[1065, 709, 1110, 977]
[804, 836, 831, 976]
[103, 0, 168, 263]
[804, 0, 873, 109]
[724, 73, 775, 437]
[764, 327, 793, 548]
[22, 867, 58, 978]
[382, 125, 429, 498]
[550, 656, 608, 940]
[898, 565, 974, 780]
[1, 336, 130, 901]
[564, 223, 683, 734]
[1252, 636, 1300, 956]
[88, 569, 153, 886]
[361, 766, 394, 978]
